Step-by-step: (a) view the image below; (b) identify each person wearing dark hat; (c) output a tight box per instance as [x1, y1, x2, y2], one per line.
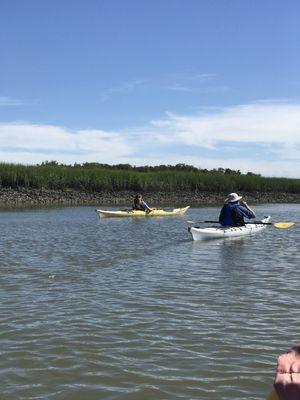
[219, 192, 256, 227]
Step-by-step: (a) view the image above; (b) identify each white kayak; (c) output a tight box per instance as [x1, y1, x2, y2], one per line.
[97, 206, 190, 218]
[189, 216, 271, 241]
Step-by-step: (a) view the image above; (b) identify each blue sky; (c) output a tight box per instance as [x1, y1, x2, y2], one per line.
[1, 0, 300, 177]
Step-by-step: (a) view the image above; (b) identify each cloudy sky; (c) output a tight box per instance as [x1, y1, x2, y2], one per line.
[1, 0, 300, 177]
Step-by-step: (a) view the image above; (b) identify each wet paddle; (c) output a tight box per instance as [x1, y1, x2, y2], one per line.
[187, 220, 295, 229]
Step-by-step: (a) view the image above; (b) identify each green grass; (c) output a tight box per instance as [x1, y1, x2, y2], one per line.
[0, 162, 300, 194]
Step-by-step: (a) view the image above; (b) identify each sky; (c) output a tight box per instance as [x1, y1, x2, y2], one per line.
[1, 0, 300, 177]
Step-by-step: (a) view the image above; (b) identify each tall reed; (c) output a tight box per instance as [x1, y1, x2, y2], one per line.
[0, 162, 299, 194]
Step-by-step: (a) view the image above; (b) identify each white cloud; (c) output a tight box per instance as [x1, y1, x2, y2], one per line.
[167, 85, 231, 94]
[0, 96, 38, 106]
[1, 101, 300, 177]
[149, 102, 300, 146]
[100, 79, 146, 101]
[0, 96, 25, 106]
[166, 72, 230, 93]
[0, 123, 135, 163]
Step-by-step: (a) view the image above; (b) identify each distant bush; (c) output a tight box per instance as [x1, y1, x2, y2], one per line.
[0, 162, 299, 194]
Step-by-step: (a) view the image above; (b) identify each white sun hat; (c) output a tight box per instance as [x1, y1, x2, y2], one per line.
[225, 192, 243, 202]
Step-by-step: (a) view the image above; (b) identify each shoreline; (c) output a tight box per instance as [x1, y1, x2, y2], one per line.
[1, 187, 300, 208]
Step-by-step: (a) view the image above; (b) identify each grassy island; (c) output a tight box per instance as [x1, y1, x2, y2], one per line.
[0, 162, 300, 207]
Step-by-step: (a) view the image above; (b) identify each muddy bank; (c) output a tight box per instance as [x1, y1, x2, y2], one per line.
[1, 188, 300, 208]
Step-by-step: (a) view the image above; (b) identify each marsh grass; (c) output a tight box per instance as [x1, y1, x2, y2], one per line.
[0, 162, 299, 194]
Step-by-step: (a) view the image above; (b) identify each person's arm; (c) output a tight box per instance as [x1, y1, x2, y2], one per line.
[141, 200, 152, 212]
[240, 200, 256, 219]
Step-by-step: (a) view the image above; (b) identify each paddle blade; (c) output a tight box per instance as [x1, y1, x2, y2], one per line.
[273, 222, 295, 229]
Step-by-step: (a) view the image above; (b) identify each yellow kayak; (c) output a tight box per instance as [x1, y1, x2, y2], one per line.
[267, 389, 279, 400]
[96, 206, 190, 218]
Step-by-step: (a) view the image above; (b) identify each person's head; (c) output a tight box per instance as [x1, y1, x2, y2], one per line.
[134, 194, 142, 204]
[225, 192, 242, 204]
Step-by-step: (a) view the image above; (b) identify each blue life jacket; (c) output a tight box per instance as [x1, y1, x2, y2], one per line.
[219, 201, 253, 227]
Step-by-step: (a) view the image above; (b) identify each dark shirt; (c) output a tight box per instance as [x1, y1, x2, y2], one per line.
[132, 200, 150, 211]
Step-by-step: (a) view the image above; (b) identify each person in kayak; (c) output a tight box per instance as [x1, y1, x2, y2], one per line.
[267, 342, 300, 400]
[219, 192, 256, 227]
[131, 194, 153, 213]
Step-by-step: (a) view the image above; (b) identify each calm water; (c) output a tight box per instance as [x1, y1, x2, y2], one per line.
[1, 204, 299, 400]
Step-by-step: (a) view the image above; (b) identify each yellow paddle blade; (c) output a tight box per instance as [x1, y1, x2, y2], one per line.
[273, 222, 295, 229]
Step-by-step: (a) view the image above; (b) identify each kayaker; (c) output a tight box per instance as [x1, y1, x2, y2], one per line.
[131, 194, 153, 213]
[267, 343, 300, 400]
[219, 192, 256, 227]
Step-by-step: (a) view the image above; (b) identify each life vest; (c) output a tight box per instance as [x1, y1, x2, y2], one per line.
[133, 202, 146, 211]
[232, 205, 245, 226]
[219, 203, 245, 227]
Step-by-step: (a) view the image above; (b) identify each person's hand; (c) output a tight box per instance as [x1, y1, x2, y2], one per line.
[240, 199, 256, 218]
[274, 344, 300, 400]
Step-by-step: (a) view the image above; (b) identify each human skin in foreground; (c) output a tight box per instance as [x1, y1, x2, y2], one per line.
[267, 343, 300, 400]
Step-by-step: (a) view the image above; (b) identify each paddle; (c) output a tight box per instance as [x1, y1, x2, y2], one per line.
[187, 220, 295, 229]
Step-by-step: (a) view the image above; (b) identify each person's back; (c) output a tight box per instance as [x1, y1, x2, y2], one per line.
[219, 202, 244, 226]
[219, 193, 256, 227]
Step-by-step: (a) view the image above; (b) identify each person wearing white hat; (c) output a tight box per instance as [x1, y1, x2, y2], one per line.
[219, 192, 256, 226]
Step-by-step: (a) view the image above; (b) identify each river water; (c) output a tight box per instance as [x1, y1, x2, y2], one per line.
[1, 203, 299, 400]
